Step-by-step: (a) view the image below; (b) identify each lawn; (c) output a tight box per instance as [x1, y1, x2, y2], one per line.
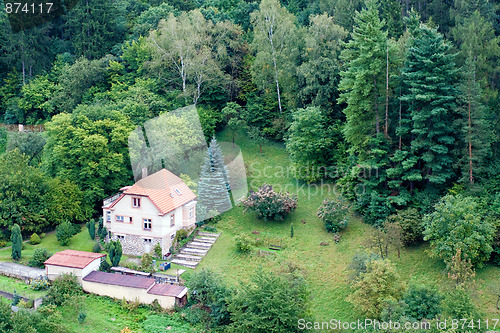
[195, 128, 500, 322]
[58, 294, 151, 333]
[0, 225, 93, 264]
[0, 274, 46, 299]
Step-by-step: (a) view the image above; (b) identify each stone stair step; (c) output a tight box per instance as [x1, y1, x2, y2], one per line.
[174, 254, 203, 262]
[198, 232, 221, 238]
[181, 248, 208, 255]
[195, 237, 217, 244]
[171, 259, 199, 269]
[188, 242, 212, 249]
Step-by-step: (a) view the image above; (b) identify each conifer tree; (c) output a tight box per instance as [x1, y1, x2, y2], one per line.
[400, 24, 459, 187]
[455, 55, 493, 185]
[197, 143, 232, 222]
[338, 0, 388, 156]
[11, 224, 22, 261]
[209, 137, 230, 191]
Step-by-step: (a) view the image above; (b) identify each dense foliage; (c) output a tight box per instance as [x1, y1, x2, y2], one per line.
[423, 195, 496, 266]
[0, 0, 498, 328]
[241, 184, 298, 221]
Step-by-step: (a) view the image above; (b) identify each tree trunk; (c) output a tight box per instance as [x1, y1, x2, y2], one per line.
[270, 39, 282, 115]
[374, 76, 380, 134]
[385, 40, 389, 138]
[398, 85, 402, 150]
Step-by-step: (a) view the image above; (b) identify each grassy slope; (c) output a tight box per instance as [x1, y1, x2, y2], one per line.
[0, 225, 93, 263]
[195, 128, 500, 322]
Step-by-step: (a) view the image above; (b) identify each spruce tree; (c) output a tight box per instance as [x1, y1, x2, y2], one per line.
[208, 137, 230, 191]
[197, 143, 232, 222]
[338, 0, 387, 156]
[400, 24, 459, 187]
[455, 55, 493, 186]
[11, 224, 22, 261]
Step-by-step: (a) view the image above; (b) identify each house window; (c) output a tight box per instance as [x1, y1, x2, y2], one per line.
[116, 215, 125, 222]
[143, 219, 152, 230]
[117, 235, 125, 241]
[132, 197, 141, 208]
[106, 211, 111, 222]
[144, 238, 152, 243]
[174, 188, 182, 195]
[129, 217, 133, 223]
[189, 207, 193, 219]
[170, 234, 175, 240]
[170, 214, 175, 227]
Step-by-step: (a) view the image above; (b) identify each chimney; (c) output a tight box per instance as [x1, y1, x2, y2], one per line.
[142, 167, 148, 179]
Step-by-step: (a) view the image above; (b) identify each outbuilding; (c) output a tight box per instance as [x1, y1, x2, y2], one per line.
[44, 250, 106, 283]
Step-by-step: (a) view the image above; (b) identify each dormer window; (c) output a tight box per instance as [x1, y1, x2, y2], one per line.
[174, 188, 182, 195]
[132, 197, 141, 208]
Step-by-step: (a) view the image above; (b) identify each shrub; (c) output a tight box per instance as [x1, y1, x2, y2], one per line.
[29, 233, 41, 245]
[108, 240, 123, 267]
[56, 221, 75, 246]
[45, 273, 82, 306]
[40, 233, 45, 239]
[402, 284, 442, 321]
[31, 278, 49, 291]
[241, 184, 297, 221]
[175, 229, 188, 243]
[235, 235, 252, 254]
[99, 226, 107, 241]
[29, 248, 51, 268]
[153, 243, 162, 258]
[348, 252, 380, 281]
[99, 260, 111, 272]
[204, 225, 217, 233]
[386, 208, 424, 246]
[348, 259, 406, 318]
[442, 287, 477, 319]
[78, 310, 86, 324]
[317, 197, 349, 233]
[141, 253, 154, 273]
[92, 242, 101, 253]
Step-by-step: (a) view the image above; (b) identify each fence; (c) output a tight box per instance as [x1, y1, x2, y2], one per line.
[0, 123, 45, 132]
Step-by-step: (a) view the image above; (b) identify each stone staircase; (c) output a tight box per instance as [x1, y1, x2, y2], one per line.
[171, 231, 221, 269]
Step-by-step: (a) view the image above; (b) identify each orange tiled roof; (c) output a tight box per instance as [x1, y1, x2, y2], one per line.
[44, 250, 106, 269]
[110, 169, 196, 215]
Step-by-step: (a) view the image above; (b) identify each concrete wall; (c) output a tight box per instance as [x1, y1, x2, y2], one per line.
[46, 265, 83, 282]
[46, 258, 102, 283]
[81, 280, 176, 308]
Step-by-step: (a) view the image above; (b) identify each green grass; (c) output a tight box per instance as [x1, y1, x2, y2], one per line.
[0, 275, 46, 299]
[58, 294, 151, 333]
[195, 128, 500, 322]
[0, 225, 94, 263]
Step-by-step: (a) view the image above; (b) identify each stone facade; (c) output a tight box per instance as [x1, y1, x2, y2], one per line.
[110, 234, 172, 257]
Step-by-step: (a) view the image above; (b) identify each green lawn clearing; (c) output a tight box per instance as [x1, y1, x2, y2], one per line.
[195, 128, 500, 322]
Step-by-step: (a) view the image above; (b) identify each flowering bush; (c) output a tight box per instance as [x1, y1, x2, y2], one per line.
[241, 184, 298, 221]
[317, 197, 349, 233]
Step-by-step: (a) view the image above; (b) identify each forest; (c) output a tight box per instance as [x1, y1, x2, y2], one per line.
[0, 0, 499, 331]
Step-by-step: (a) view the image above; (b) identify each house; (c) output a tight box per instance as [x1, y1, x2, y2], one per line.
[44, 250, 106, 283]
[102, 169, 197, 257]
[82, 271, 188, 308]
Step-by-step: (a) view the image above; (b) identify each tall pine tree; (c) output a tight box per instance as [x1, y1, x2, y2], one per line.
[455, 55, 493, 186]
[338, 0, 388, 156]
[400, 24, 459, 188]
[196, 139, 232, 222]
